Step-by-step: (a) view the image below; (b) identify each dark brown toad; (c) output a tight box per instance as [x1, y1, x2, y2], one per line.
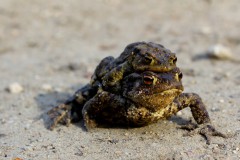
[48, 42, 226, 144]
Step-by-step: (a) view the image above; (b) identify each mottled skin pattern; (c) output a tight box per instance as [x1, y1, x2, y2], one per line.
[91, 42, 177, 93]
[48, 42, 226, 144]
[83, 68, 183, 127]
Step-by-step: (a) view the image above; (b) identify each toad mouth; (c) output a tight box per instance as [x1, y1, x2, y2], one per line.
[159, 88, 183, 95]
[142, 88, 183, 96]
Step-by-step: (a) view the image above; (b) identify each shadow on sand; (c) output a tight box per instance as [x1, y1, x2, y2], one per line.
[34, 83, 192, 131]
[34, 84, 86, 131]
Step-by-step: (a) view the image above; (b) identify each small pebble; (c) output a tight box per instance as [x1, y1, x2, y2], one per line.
[6, 82, 24, 94]
[219, 99, 224, 103]
[233, 150, 238, 154]
[54, 87, 63, 92]
[23, 146, 33, 152]
[124, 133, 129, 136]
[200, 26, 212, 35]
[115, 150, 122, 155]
[24, 123, 31, 130]
[206, 44, 233, 60]
[212, 146, 220, 154]
[0, 118, 6, 124]
[42, 84, 53, 91]
[222, 109, 227, 113]
[211, 107, 220, 112]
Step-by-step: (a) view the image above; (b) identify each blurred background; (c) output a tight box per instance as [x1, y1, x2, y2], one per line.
[1, 0, 240, 85]
[1, 0, 240, 56]
[0, 0, 240, 159]
[1, 0, 240, 93]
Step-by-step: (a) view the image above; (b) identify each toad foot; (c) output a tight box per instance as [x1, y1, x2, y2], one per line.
[179, 123, 227, 145]
[47, 104, 72, 130]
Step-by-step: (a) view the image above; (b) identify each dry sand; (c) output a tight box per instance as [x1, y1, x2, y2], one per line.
[0, 0, 240, 159]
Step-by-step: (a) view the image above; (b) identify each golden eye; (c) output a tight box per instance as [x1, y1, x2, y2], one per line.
[145, 55, 152, 61]
[143, 75, 157, 85]
[144, 55, 154, 65]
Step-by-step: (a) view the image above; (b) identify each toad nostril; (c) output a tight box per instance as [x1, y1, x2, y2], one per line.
[175, 72, 183, 81]
[172, 56, 177, 64]
[169, 55, 177, 65]
[178, 72, 183, 80]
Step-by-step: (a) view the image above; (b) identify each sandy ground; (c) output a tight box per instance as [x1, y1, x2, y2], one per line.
[0, 0, 240, 159]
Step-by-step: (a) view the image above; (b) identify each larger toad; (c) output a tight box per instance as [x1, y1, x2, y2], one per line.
[48, 42, 226, 144]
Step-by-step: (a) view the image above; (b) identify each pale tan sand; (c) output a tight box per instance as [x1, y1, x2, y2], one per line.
[0, 0, 240, 159]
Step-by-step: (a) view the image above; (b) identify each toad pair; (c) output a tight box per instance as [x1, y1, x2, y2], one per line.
[48, 42, 226, 144]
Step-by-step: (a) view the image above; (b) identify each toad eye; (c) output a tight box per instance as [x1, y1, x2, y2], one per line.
[143, 75, 156, 85]
[144, 55, 154, 65]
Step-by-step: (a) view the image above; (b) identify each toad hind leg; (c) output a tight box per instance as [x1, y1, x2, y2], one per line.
[82, 91, 127, 131]
[47, 103, 72, 130]
[172, 93, 227, 144]
[47, 84, 98, 130]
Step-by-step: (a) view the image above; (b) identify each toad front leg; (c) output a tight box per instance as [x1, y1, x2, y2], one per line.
[172, 93, 227, 144]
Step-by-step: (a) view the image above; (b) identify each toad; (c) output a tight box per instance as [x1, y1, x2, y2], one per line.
[91, 42, 177, 93]
[48, 42, 226, 144]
